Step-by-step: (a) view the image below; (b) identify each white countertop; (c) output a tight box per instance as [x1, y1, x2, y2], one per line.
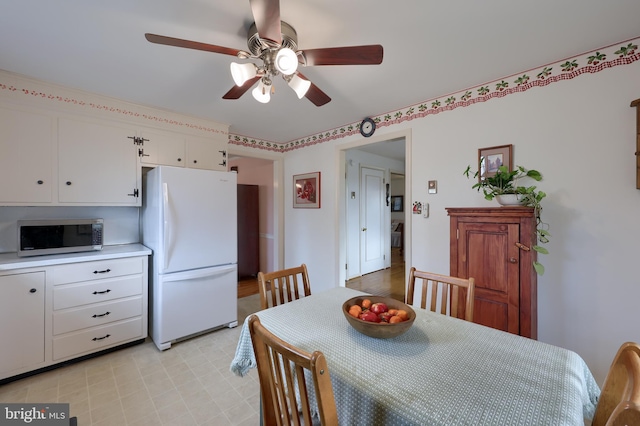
[0, 243, 152, 271]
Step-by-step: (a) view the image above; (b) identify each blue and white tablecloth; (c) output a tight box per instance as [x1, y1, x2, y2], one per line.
[231, 287, 600, 425]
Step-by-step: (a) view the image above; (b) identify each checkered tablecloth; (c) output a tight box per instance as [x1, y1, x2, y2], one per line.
[231, 287, 599, 425]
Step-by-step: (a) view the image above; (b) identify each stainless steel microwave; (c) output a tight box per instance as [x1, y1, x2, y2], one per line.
[17, 219, 104, 257]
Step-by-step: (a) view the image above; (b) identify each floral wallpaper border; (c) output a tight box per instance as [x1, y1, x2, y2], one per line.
[1, 37, 637, 147]
[229, 37, 639, 153]
[0, 77, 227, 136]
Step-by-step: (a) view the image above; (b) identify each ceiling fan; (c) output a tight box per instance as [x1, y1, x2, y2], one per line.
[145, 0, 383, 106]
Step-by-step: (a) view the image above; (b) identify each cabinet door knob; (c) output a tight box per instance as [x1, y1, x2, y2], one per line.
[29, 288, 37, 293]
[177, 158, 182, 162]
[193, 160, 197, 164]
[37, 180, 44, 185]
[362, 227, 367, 231]
[509, 257, 517, 263]
[66, 181, 72, 186]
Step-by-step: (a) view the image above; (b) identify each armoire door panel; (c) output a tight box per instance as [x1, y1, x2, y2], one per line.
[448, 207, 536, 338]
[474, 297, 511, 332]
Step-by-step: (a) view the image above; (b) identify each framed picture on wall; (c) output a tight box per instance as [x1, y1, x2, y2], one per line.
[391, 195, 403, 212]
[293, 172, 321, 208]
[478, 144, 512, 181]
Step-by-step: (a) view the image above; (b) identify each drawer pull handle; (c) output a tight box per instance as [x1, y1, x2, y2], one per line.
[92, 289, 111, 295]
[29, 288, 37, 293]
[92, 311, 111, 318]
[93, 269, 111, 274]
[92, 334, 111, 341]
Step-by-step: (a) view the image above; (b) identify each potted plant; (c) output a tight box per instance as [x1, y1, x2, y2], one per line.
[463, 164, 550, 275]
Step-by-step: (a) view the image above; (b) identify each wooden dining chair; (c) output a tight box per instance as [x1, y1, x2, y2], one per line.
[592, 341, 640, 426]
[258, 264, 311, 310]
[406, 267, 475, 322]
[248, 315, 339, 426]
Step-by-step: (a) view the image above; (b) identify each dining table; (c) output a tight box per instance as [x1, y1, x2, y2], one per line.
[231, 287, 600, 425]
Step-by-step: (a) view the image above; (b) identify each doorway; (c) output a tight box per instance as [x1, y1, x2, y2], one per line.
[228, 154, 282, 298]
[340, 131, 410, 299]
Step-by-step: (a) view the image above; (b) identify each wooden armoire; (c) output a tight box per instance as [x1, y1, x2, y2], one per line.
[237, 184, 259, 279]
[446, 207, 538, 339]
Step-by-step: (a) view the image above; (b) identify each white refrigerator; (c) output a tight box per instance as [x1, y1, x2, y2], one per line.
[142, 166, 238, 350]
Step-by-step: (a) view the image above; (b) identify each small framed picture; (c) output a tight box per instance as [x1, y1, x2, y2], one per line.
[478, 144, 512, 181]
[293, 172, 321, 208]
[391, 196, 403, 212]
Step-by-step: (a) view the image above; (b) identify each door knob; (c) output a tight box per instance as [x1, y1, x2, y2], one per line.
[509, 257, 517, 263]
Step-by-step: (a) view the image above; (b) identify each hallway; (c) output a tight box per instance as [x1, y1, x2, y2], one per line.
[238, 247, 405, 301]
[345, 247, 405, 301]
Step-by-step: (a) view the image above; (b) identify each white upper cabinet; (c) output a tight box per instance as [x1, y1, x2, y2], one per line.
[0, 107, 54, 204]
[139, 129, 186, 168]
[58, 117, 141, 206]
[0, 89, 228, 205]
[186, 134, 227, 171]
[139, 129, 228, 171]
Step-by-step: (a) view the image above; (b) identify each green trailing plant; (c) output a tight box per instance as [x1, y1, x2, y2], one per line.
[463, 164, 550, 275]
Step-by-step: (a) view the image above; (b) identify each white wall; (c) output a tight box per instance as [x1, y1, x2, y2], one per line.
[283, 57, 640, 385]
[0, 206, 140, 252]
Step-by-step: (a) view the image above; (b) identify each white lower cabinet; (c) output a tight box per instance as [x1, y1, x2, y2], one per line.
[0, 251, 149, 382]
[51, 256, 148, 362]
[0, 272, 45, 377]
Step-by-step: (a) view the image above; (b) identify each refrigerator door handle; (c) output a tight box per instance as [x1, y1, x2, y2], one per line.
[162, 182, 171, 271]
[161, 265, 236, 282]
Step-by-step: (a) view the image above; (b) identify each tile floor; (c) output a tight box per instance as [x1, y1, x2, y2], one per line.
[0, 294, 263, 426]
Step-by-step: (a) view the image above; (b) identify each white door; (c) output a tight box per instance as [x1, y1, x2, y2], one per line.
[360, 167, 386, 274]
[159, 167, 237, 273]
[0, 272, 45, 374]
[58, 117, 139, 205]
[151, 264, 237, 350]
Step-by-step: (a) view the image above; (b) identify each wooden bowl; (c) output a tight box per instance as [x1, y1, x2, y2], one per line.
[342, 296, 416, 339]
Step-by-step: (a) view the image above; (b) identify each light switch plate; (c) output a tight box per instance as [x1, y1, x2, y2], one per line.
[428, 180, 437, 194]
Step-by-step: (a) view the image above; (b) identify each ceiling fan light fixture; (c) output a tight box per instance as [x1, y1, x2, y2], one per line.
[252, 80, 271, 103]
[288, 74, 311, 99]
[274, 48, 298, 75]
[230, 62, 257, 86]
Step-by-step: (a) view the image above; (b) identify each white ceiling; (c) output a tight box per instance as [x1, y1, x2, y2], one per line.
[1, 0, 639, 144]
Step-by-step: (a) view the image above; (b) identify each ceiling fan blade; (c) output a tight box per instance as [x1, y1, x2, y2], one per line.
[249, 0, 282, 46]
[145, 33, 242, 57]
[222, 76, 261, 99]
[299, 45, 384, 66]
[297, 72, 331, 107]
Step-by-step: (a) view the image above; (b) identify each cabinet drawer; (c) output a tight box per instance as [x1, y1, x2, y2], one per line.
[53, 275, 142, 310]
[53, 296, 143, 335]
[53, 257, 143, 285]
[53, 317, 143, 361]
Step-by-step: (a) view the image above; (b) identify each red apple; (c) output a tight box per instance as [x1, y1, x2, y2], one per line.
[378, 312, 393, 323]
[359, 311, 380, 323]
[370, 303, 388, 315]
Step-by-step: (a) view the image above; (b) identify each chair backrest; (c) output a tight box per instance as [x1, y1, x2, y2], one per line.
[258, 264, 311, 310]
[248, 315, 338, 426]
[406, 267, 475, 322]
[592, 341, 640, 426]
